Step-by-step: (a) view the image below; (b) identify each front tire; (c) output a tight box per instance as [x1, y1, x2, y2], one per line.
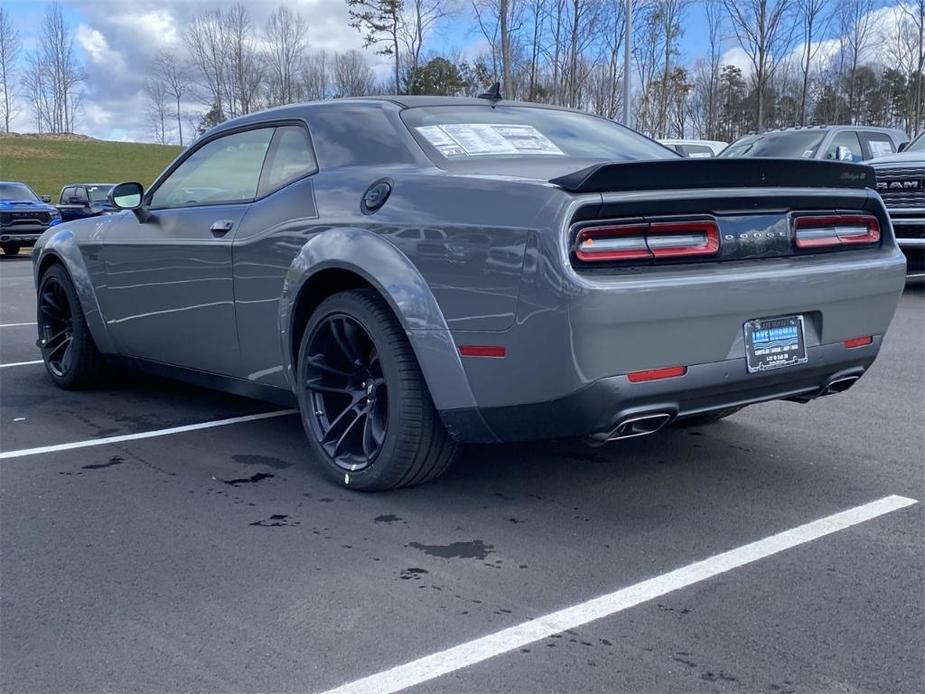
[1, 243, 21, 256]
[296, 289, 458, 491]
[37, 264, 106, 389]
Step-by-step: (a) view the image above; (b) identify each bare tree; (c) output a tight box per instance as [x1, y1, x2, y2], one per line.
[21, 2, 84, 133]
[225, 4, 263, 117]
[901, 0, 925, 134]
[333, 50, 377, 96]
[145, 77, 170, 145]
[304, 51, 333, 100]
[347, 0, 404, 94]
[0, 7, 21, 132]
[153, 51, 191, 147]
[722, 0, 794, 131]
[400, 0, 452, 90]
[653, 0, 689, 138]
[186, 10, 230, 119]
[265, 5, 310, 106]
[837, 0, 875, 124]
[797, 0, 831, 125]
[472, 0, 521, 98]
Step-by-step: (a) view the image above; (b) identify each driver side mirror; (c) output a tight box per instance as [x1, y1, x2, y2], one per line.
[108, 182, 151, 222]
[898, 141, 909, 152]
[40, 195, 50, 203]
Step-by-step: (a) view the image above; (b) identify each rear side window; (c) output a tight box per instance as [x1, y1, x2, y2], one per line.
[258, 126, 317, 196]
[150, 128, 273, 208]
[862, 132, 895, 159]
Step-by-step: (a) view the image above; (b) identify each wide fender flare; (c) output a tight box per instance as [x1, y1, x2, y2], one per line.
[280, 227, 478, 411]
[36, 224, 116, 354]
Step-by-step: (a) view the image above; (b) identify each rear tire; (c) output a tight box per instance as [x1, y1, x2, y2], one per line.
[37, 264, 106, 389]
[1, 243, 21, 256]
[296, 289, 458, 491]
[674, 406, 742, 427]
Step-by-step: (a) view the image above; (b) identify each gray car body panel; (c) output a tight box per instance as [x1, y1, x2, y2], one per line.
[32, 98, 907, 443]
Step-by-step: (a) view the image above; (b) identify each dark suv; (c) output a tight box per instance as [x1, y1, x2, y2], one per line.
[721, 126, 908, 163]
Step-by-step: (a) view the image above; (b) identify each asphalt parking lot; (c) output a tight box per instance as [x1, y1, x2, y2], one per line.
[1, 252, 922, 693]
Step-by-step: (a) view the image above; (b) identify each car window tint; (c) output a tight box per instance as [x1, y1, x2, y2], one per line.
[151, 128, 273, 208]
[60, 187, 74, 203]
[824, 131, 863, 162]
[73, 187, 88, 202]
[258, 126, 317, 196]
[864, 133, 895, 158]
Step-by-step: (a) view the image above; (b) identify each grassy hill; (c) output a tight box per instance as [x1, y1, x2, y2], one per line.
[0, 135, 182, 201]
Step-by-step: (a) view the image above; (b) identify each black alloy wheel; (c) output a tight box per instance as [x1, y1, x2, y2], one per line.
[303, 313, 388, 471]
[38, 273, 76, 377]
[36, 264, 105, 389]
[297, 289, 458, 491]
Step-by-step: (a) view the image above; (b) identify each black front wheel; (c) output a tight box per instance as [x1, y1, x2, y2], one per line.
[1, 243, 21, 256]
[297, 289, 457, 491]
[37, 264, 105, 389]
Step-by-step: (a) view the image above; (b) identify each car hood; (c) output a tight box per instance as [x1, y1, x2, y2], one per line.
[0, 199, 59, 213]
[869, 152, 925, 166]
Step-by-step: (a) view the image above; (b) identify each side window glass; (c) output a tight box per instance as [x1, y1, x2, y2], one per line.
[150, 128, 273, 209]
[864, 134, 895, 159]
[825, 131, 863, 162]
[258, 126, 317, 196]
[74, 187, 88, 203]
[60, 187, 74, 203]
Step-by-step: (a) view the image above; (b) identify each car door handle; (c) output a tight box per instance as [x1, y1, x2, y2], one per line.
[210, 219, 234, 237]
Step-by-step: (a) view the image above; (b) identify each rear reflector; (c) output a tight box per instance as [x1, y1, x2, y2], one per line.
[575, 219, 720, 262]
[627, 365, 687, 382]
[458, 345, 506, 358]
[843, 336, 873, 349]
[794, 215, 880, 249]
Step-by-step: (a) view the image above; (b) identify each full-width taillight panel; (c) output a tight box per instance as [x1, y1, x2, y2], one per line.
[574, 219, 720, 263]
[793, 214, 880, 249]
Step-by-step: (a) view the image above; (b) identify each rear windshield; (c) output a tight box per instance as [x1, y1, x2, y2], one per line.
[401, 106, 674, 163]
[719, 131, 826, 159]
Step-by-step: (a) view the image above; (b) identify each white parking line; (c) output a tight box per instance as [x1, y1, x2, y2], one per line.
[0, 360, 43, 369]
[0, 322, 37, 328]
[0, 409, 299, 460]
[322, 494, 918, 694]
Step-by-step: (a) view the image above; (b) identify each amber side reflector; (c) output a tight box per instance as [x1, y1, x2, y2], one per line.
[627, 365, 687, 383]
[843, 336, 873, 349]
[458, 345, 507, 358]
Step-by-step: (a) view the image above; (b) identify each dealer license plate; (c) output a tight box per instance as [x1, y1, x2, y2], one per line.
[743, 315, 808, 373]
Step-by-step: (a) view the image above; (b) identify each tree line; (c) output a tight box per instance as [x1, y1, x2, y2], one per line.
[0, 0, 922, 145]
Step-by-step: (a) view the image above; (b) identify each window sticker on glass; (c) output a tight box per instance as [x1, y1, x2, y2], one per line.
[867, 139, 894, 158]
[416, 124, 565, 158]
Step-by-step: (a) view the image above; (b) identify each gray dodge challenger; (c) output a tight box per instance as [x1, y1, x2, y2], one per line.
[32, 96, 907, 490]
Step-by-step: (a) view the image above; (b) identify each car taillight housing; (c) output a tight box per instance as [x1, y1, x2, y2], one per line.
[574, 219, 720, 263]
[793, 214, 880, 249]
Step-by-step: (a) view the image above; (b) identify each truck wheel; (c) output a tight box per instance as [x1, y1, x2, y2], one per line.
[1, 243, 21, 256]
[296, 289, 458, 491]
[674, 406, 742, 427]
[37, 264, 106, 389]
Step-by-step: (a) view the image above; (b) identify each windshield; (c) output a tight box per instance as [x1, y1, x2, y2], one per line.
[719, 131, 826, 159]
[907, 132, 925, 152]
[0, 183, 40, 202]
[86, 185, 113, 203]
[402, 106, 675, 164]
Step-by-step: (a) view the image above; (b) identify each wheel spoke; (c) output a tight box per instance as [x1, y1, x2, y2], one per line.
[307, 354, 352, 377]
[331, 408, 366, 458]
[330, 319, 359, 366]
[305, 378, 354, 396]
[321, 401, 362, 444]
[45, 332, 72, 359]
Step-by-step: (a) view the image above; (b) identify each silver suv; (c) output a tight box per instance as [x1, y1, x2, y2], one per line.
[721, 126, 908, 163]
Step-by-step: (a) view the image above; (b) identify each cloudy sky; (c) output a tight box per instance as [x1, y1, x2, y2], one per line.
[0, 0, 911, 142]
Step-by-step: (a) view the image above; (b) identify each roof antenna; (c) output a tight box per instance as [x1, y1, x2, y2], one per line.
[478, 82, 503, 106]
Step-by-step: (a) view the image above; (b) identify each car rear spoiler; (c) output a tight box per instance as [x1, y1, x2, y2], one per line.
[549, 158, 876, 194]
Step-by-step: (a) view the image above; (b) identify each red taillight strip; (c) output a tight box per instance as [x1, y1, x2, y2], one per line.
[574, 220, 720, 263]
[458, 345, 506, 358]
[574, 224, 650, 261]
[843, 336, 873, 349]
[794, 215, 880, 249]
[647, 220, 720, 258]
[627, 365, 687, 382]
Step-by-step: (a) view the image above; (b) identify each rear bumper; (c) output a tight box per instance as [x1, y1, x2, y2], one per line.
[441, 338, 880, 443]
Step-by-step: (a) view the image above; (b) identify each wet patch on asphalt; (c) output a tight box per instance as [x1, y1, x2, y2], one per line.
[231, 454, 292, 469]
[249, 513, 297, 527]
[407, 539, 494, 560]
[220, 472, 274, 486]
[81, 456, 125, 470]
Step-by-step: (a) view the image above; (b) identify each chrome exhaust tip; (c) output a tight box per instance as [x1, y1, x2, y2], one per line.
[607, 412, 673, 441]
[820, 375, 860, 397]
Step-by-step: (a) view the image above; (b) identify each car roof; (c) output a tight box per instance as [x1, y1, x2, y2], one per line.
[60, 182, 115, 187]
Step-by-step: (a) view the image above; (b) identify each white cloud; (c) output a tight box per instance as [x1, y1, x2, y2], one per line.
[719, 46, 754, 77]
[75, 24, 123, 70]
